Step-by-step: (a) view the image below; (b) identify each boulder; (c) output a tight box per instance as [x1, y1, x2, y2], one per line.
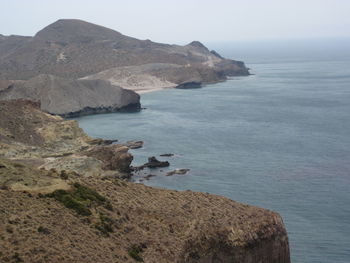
[143, 156, 170, 168]
[159, 153, 174, 157]
[166, 169, 190, 176]
[84, 145, 133, 173]
[125, 140, 144, 149]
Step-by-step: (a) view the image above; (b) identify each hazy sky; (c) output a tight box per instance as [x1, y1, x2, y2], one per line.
[1, 0, 349, 44]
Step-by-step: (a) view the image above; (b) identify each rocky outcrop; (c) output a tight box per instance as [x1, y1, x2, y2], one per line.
[84, 145, 133, 173]
[0, 74, 140, 116]
[0, 100, 291, 262]
[142, 156, 170, 168]
[124, 140, 144, 149]
[0, 99, 133, 178]
[166, 169, 190, 176]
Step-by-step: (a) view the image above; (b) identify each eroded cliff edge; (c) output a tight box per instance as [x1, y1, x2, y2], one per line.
[0, 100, 290, 263]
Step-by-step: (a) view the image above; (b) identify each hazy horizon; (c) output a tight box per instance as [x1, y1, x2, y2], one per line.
[1, 0, 350, 44]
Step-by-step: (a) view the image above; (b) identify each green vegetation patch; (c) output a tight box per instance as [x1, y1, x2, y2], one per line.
[128, 245, 144, 262]
[95, 213, 114, 236]
[46, 183, 108, 216]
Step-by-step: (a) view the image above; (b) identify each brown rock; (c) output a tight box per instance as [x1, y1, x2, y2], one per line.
[125, 140, 144, 149]
[166, 169, 190, 176]
[84, 145, 133, 173]
[143, 156, 170, 168]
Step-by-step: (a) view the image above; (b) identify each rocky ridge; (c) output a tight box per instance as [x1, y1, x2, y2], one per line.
[0, 100, 290, 262]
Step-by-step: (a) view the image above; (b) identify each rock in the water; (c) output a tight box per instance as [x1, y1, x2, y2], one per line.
[143, 156, 170, 168]
[87, 138, 118, 145]
[125, 140, 144, 149]
[159, 153, 174, 157]
[175, 81, 202, 89]
[144, 174, 156, 180]
[166, 169, 190, 176]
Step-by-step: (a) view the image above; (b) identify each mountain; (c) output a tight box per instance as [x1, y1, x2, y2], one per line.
[0, 19, 249, 82]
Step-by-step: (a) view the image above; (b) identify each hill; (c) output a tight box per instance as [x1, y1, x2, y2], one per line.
[0, 19, 249, 82]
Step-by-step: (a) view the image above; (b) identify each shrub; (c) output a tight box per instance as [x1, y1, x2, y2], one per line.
[95, 213, 114, 236]
[128, 245, 144, 262]
[46, 184, 108, 216]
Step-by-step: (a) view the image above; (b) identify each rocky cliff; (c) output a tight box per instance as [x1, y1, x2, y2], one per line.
[0, 100, 290, 262]
[0, 74, 140, 116]
[0, 99, 133, 176]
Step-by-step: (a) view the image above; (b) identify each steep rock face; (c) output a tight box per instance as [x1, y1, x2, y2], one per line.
[0, 74, 140, 116]
[0, 19, 249, 81]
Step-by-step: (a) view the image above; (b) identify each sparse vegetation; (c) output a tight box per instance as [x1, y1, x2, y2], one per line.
[13, 252, 23, 263]
[60, 170, 69, 180]
[95, 213, 114, 236]
[37, 226, 50, 234]
[128, 245, 144, 262]
[46, 183, 108, 216]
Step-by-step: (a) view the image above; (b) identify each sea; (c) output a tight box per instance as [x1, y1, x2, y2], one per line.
[75, 38, 350, 263]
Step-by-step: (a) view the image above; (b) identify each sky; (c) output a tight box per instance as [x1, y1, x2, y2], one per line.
[0, 0, 350, 44]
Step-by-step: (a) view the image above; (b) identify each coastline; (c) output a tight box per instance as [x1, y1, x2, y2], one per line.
[134, 85, 176, 94]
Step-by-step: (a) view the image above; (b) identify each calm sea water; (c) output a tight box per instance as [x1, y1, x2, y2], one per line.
[75, 39, 350, 263]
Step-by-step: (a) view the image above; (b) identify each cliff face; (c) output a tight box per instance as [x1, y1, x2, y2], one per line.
[0, 74, 140, 116]
[0, 100, 290, 262]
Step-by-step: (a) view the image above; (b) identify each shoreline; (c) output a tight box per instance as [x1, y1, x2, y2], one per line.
[134, 86, 176, 94]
